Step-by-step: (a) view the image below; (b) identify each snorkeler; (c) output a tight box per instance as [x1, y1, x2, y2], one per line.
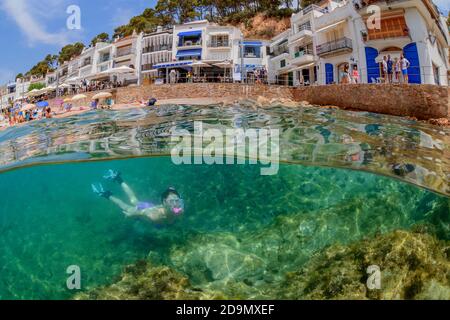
[92, 170, 185, 225]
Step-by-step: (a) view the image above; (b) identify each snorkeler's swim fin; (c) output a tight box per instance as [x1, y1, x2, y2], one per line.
[103, 170, 123, 184]
[91, 183, 112, 199]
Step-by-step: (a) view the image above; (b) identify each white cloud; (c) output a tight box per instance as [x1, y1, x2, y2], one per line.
[0, 0, 70, 46]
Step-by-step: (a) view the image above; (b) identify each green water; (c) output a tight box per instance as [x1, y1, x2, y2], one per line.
[0, 156, 447, 299]
[0, 103, 448, 299]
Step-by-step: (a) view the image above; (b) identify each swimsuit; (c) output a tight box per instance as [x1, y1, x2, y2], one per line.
[136, 202, 155, 211]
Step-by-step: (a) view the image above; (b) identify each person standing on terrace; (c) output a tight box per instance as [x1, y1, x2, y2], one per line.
[400, 54, 411, 84]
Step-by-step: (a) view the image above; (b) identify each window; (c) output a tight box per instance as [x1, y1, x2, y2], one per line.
[244, 46, 261, 58]
[210, 35, 229, 47]
[280, 60, 286, 68]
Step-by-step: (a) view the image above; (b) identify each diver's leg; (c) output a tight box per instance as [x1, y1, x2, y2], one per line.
[109, 196, 139, 217]
[120, 182, 139, 206]
[104, 170, 139, 205]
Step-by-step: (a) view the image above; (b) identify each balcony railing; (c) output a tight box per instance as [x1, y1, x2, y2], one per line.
[272, 45, 289, 56]
[294, 48, 313, 58]
[177, 41, 202, 48]
[143, 45, 172, 53]
[116, 47, 133, 58]
[316, 37, 353, 56]
[207, 40, 231, 48]
[302, 4, 328, 15]
[80, 60, 92, 68]
[98, 56, 111, 64]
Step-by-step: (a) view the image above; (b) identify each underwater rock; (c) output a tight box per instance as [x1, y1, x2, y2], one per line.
[74, 260, 229, 300]
[282, 230, 450, 300]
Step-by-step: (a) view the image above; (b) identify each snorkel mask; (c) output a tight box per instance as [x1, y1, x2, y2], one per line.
[166, 197, 185, 216]
[162, 187, 185, 216]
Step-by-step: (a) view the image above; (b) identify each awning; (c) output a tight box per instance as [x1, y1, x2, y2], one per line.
[176, 49, 202, 58]
[154, 61, 193, 69]
[178, 30, 202, 37]
[244, 41, 262, 46]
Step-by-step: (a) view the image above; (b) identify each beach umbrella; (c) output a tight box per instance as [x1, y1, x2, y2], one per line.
[22, 104, 36, 111]
[191, 61, 211, 76]
[26, 89, 42, 97]
[65, 77, 80, 85]
[36, 101, 49, 108]
[92, 92, 112, 100]
[214, 60, 233, 79]
[107, 66, 135, 74]
[72, 94, 87, 101]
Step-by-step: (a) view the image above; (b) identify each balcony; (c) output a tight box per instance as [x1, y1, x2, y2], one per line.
[271, 45, 289, 57]
[177, 41, 202, 49]
[291, 48, 315, 66]
[316, 37, 353, 57]
[289, 24, 313, 44]
[80, 60, 92, 68]
[143, 45, 171, 53]
[116, 47, 133, 58]
[301, 4, 328, 15]
[98, 56, 111, 64]
[207, 40, 231, 48]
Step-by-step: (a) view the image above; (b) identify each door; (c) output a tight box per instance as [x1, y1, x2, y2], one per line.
[403, 43, 421, 84]
[365, 47, 379, 83]
[325, 63, 334, 84]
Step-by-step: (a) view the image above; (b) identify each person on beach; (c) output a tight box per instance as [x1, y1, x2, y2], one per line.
[394, 57, 401, 82]
[382, 56, 388, 83]
[352, 65, 359, 84]
[400, 54, 411, 83]
[92, 170, 185, 225]
[387, 55, 393, 83]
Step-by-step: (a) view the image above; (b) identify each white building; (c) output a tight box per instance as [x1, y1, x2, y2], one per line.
[269, 0, 449, 86]
[354, 0, 449, 86]
[141, 27, 173, 82]
[153, 20, 269, 82]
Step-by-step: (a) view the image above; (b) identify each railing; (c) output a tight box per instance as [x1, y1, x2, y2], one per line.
[98, 56, 111, 64]
[177, 41, 202, 48]
[294, 48, 314, 58]
[207, 40, 231, 48]
[316, 37, 353, 55]
[243, 53, 261, 58]
[116, 47, 133, 58]
[298, 23, 312, 33]
[271, 45, 289, 56]
[302, 4, 328, 15]
[143, 45, 172, 53]
[80, 60, 92, 68]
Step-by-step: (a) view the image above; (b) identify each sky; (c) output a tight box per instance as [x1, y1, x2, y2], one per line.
[0, 0, 448, 85]
[0, 0, 157, 84]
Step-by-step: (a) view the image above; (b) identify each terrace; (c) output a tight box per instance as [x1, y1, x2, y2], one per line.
[316, 37, 353, 56]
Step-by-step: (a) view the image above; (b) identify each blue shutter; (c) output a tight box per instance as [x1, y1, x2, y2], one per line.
[365, 47, 379, 83]
[403, 43, 421, 84]
[325, 63, 334, 84]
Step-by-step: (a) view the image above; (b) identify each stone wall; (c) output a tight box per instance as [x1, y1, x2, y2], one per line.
[51, 83, 448, 120]
[292, 84, 449, 120]
[115, 83, 295, 103]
